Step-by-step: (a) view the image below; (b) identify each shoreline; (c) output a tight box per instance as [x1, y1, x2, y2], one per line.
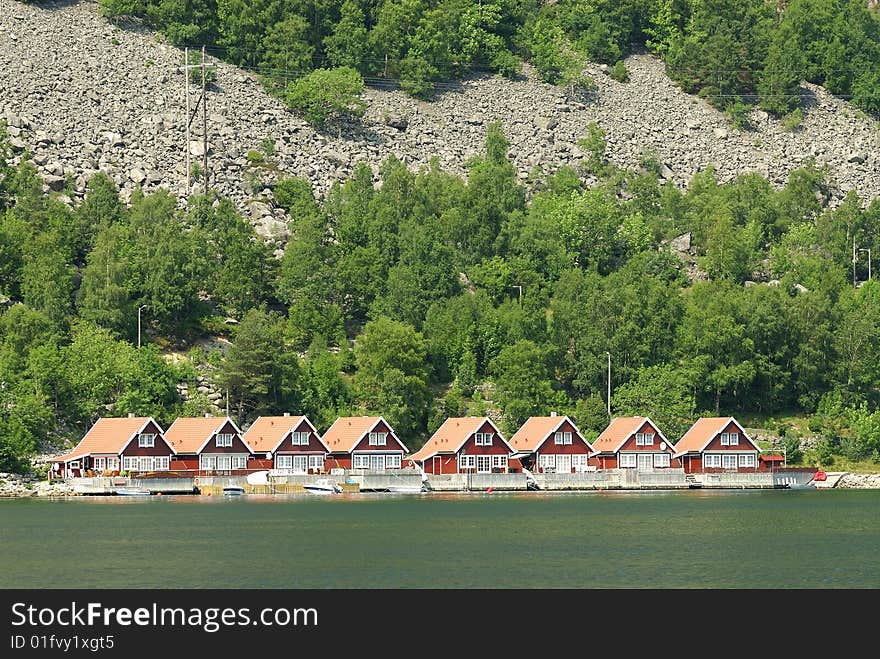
[3, 471, 880, 498]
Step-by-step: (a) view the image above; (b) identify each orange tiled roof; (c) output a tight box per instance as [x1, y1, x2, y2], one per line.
[322, 416, 405, 453]
[591, 416, 666, 454]
[164, 416, 235, 454]
[243, 416, 325, 453]
[508, 416, 588, 452]
[410, 417, 507, 462]
[48, 417, 158, 461]
[674, 417, 756, 455]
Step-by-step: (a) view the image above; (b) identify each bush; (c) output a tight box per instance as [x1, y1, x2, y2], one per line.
[609, 61, 629, 83]
[725, 100, 753, 131]
[284, 67, 366, 129]
[781, 108, 803, 132]
[246, 150, 264, 165]
[260, 138, 276, 158]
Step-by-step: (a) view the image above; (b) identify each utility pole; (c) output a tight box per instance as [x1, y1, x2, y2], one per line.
[859, 248, 872, 282]
[137, 305, 147, 349]
[606, 351, 612, 420]
[178, 46, 215, 196]
[512, 285, 522, 305]
[852, 235, 857, 287]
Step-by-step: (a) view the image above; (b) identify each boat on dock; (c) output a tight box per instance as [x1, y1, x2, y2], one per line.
[386, 484, 427, 494]
[115, 486, 151, 496]
[304, 479, 342, 495]
[223, 486, 246, 496]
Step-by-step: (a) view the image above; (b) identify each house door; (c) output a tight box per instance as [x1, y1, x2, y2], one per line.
[292, 455, 308, 474]
[637, 453, 653, 471]
[370, 454, 385, 471]
[476, 455, 492, 474]
[217, 455, 232, 471]
[555, 454, 571, 474]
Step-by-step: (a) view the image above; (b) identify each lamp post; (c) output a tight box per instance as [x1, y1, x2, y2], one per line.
[137, 305, 147, 348]
[605, 351, 611, 420]
[512, 285, 522, 305]
[859, 248, 871, 281]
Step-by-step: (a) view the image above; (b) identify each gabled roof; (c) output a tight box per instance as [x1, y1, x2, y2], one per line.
[242, 415, 326, 453]
[164, 416, 248, 454]
[673, 417, 759, 456]
[508, 416, 593, 452]
[49, 417, 164, 462]
[590, 416, 669, 455]
[409, 417, 511, 462]
[322, 416, 407, 453]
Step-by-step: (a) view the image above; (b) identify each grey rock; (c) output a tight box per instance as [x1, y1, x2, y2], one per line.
[129, 168, 146, 184]
[535, 116, 558, 131]
[104, 131, 124, 147]
[669, 232, 691, 253]
[384, 114, 408, 130]
[43, 175, 66, 191]
[847, 152, 867, 164]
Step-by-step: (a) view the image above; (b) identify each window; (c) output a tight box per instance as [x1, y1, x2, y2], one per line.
[554, 432, 564, 445]
[619, 453, 637, 468]
[353, 454, 370, 469]
[476, 455, 492, 473]
[200, 455, 217, 470]
[368, 432, 387, 446]
[138, 433, 155, 448]
[458, 454, 475, 470]
[555, 431, 572, 445]
[722, 454, 738, 469]
[474, 433, 493, 446]
[539, 454, 555, 469]
[309, 455, 324, 471]
[572, 455, 589, 472]
[704, 454, 722, 468]
[155, 456, 169, 471]
[492, 455, 508, 470]
[292, 432, 310, 446]
[94, 457, 106, 471]
[107, 457, 119, 471]
[123, 456, 137, 470]
[635, 433, 654, 446]
[386, 454, 401, 469]
[728, 433, 739, 446]
[739, 454, 755, 468]
[216, 433, 233, 447]
[138, 457, 153, 471]
[275, 455, 292, 469]
[653, 453, 670, 468]
[232, 455, 247, 470]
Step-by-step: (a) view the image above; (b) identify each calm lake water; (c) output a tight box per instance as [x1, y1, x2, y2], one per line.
[2, 490, 879, 588]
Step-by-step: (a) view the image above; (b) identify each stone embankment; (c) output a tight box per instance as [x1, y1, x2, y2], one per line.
[1, 0, 877, 246]
[0, 472, 77, 497]
[836, 473, 880, 489]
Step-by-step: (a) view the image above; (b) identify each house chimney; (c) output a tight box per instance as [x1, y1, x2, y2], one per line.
[128, 412, 135, 418]
[204, 413, 212, 418]
[550, 411, 557, 417]
[283, 412, 290, 417]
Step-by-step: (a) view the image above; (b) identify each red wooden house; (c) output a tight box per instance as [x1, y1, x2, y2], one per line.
[322, 416, 408, 471]
[590, 416, 677, 470]
[164, 415, 253, 474]
[49, 415, 173, 478]
[674, 417, 761, 473]
[409, 417, 514, 475]
[508, 415, 594, 474]
[243, 413, 328, 474]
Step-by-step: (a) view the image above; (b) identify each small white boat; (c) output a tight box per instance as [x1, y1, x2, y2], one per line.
[223, 486, 246, 496]
[386, 484, 427, 494]
[115, 487, 151, 496]
[304, 479, 342, 495]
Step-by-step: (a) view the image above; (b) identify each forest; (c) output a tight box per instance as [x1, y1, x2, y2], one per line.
[1, 115, 880, 473]
[88, 0, 880, 122]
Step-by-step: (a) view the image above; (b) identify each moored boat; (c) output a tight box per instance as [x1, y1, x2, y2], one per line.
[223, 486, 246, 496]
[303, 479, 342, 494]
[115, 486, 151, 496]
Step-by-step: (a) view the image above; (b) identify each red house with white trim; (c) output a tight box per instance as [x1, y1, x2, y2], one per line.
[590, 416, 678, 470]
[165, 415, 253, 474]
[409, 417, 513, 474]
[322, 416, 408, 471]
[49, 416, 174, 478]
[674, 417, 761, 473]
[508, 415, 594, 474]
[243, 413, 327, 474]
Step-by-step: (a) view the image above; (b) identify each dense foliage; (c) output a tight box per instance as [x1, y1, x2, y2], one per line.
[93, 0, 880, 118]
[2, 119, 880, 472]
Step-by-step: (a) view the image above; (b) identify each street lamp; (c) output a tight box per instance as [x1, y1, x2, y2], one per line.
[605, 351, 611, 419]
[137, 305, 147, 348]
[859, 248, 871, 281]
[512, 285, 522, 304]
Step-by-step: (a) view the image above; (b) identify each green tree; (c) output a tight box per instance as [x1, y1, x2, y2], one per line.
[284, 66, 366, 129]
[490, 339, 558, 434]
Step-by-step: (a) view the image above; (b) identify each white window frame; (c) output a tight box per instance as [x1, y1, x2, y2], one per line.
[720, 433, 729, 446]
[308, 455, 324, 471]
[155, 456, 169, 471]
[619, 453, 637, 468]
[739, 454, 755, 468]
[554, 432, 564, 445]
[232, 455, 247, 470]
[292, 432, 310, 446]
[107, 457, 119, 471]
[216, 433, 233, 448]
[728, 432, 739, 446]
[353, 454, 370, 469]
[275, 455, 293, 470]
[138, 456, 153, 471]
[705, 454, 722, 468]
[386, 454, 401, 469]
[474, 433, 493, 447]
[367, 432, 388, 447]
[138, 433, 156, 448]
[122, 456, 137, 471]
[572, 455, 589, 472]
[200, 455, 217, 471]
[492, 455, 508, 471]
[94, 457, 107, 471]
[458, 453, 475, 470]
[539, 454, 556, 469]
[722, 454, 738, 469]
[635, 433, 654, 446]
[653, 453, 670, 468]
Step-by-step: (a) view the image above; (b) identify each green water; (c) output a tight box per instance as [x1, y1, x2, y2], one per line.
[2, 490, 879, 588]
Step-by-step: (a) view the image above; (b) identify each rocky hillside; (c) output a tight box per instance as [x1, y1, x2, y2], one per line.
[1, 0, 878, 245]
